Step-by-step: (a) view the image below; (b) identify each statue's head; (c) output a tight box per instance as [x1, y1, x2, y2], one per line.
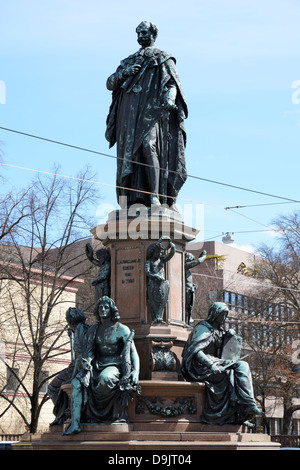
[185, 252, 195, 262]
[147, 236, 172, 259]
[94, 296, 120, 323]
[146, 241, 161, 259]
[95, 248, 110, 263]
[66, 307, 86, 328]
[136, 21, 158, 47]
[207, 302, 229, 326]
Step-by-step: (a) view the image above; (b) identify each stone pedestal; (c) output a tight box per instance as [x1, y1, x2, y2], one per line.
[91, 208, 197, 379]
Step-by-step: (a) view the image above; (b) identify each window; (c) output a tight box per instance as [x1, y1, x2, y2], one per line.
[6, 367, 19, 392]
[224, 291, 230, 304]
[244, 296, 249, 314]
[209, 291, 218, 301]
[231, 293, 236, 310]
[237, 294, 243, 313]
[39, 370, 49, 394]
[276, 418, 283, 435]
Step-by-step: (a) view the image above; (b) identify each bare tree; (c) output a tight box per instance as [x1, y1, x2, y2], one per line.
[0, 143, 36, 241]
[230, 288, 298, 434]
[0, 187, 35, 243]
[248, 211, 300, 435]
[0, 168, 99, 433]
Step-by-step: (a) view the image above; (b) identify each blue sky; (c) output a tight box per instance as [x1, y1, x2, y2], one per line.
[1, 0, 299, 251]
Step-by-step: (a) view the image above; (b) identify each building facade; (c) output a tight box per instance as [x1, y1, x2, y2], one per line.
[0, 259, 84, 433]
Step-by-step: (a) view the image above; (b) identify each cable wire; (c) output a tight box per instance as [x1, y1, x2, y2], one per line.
[0, 127, 297, 237]
[0, 162, 222, 208]
[1, 126, 300, 204]
[225, 202, 297, 210]
[192, 272, 300, 293]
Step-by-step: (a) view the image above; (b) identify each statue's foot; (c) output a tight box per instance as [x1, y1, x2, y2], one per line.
[49, 417, 63, 426]
[245, 406, 265, 419]
[152, 319, 167, 325]
[243, 420, 255, 429]
[63, 422, 81, 436]
[112, 418, 128, 424]
[150, 195, 161, 206]
[184, 318, 194, 328]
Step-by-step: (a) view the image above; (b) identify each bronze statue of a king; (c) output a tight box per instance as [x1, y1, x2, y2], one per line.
[105, 21, 188, 209]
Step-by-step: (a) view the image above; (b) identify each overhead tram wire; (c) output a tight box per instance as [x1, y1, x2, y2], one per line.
[0, 162, 290, 237]
[192, 272, 300, 294]
[0, 128, 295, 236]
[0, 162, 281, 238]
[203, 229, 276, 242]
[1, 162, 282, 236]
[1, 126, 300, 205]
[0, 162, 223, 209]
[0, 163, 283, 249]
[225, 201, 298, 210]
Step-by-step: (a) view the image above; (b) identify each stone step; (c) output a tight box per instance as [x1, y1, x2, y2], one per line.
[39, 430, 238, 443]
[14, 424, 280, 451]
[13, 438, 280, 451]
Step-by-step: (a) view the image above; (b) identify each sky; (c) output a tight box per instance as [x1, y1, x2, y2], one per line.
[1, 0, 300, 253]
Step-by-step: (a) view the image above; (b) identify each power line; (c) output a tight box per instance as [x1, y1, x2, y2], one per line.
[225, 202, 297, 210]
[193, 272, 300, 293]
[0, 160, 286, 249]
[228, 209, 273, 230]
[0, 162, 287, 237]
[1, 126, 300, 204]
[0, 163, 286, 237]
[235, 229, 275, 234]
[0, 127, 297, 237]
[203, 229, 276, 242]
[0, 162, 222, 208]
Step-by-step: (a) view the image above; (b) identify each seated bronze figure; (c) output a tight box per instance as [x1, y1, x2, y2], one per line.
[181, 302, 263, 426]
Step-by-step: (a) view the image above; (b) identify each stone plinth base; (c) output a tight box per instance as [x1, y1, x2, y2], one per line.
[12, 380, 280, 450]
[12, 424, 280, 450]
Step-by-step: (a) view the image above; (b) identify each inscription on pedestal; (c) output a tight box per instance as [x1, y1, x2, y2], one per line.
[115, 246, 143, 322]
[119, 260, 137, 284]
